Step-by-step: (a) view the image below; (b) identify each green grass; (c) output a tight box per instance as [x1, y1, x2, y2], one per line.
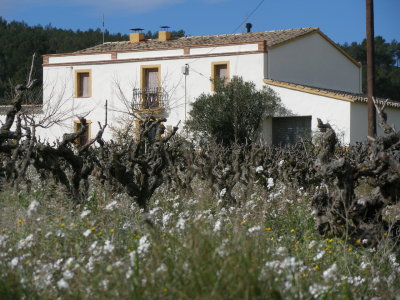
[0, 183, 399, 299]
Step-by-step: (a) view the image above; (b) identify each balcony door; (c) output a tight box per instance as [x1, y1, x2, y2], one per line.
[143, 67, 159, 109]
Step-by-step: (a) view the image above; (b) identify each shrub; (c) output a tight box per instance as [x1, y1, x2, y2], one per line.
[186, 76, 288, 145]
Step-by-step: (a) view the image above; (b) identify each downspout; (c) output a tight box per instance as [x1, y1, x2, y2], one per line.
[266, 48, 270, 79]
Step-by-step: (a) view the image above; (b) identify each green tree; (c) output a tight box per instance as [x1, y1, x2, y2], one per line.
[186, 76, 288, 145]
[341, 37, 400, 100]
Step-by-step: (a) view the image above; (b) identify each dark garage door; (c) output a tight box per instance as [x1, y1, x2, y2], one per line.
[272, 116, 312, 146]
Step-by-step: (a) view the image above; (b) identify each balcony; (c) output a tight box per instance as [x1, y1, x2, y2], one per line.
[132, 87, 167, 113]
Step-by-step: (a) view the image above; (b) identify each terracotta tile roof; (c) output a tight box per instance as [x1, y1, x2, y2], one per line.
[75, 27, 319, 53]
[264, 79, 400, 108]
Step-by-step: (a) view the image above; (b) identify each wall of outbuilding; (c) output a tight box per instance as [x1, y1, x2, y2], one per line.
[268, 32, 361, 94]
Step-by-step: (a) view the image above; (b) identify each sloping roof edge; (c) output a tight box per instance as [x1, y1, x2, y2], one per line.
[263, 79, 400, 109]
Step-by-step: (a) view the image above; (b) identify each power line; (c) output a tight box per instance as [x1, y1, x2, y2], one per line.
[231, 0, 265, 34]
[186, 0, 266, 65]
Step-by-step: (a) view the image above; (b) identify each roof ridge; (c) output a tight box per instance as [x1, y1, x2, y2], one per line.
[180, 27, 319, 39]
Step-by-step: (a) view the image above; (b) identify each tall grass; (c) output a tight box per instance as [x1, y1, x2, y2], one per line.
[0, 182, 399, 299]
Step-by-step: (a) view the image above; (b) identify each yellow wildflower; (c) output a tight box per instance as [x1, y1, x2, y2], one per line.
[383, 232, 388, 237]
[265, 227, 272, 231]
[60, 223, 65, 227]
[109, 228, 115, 233]
[347, 248, 353, 252]
[90, 226, 95, 231]
[314, 265, 319, 270]
[355, 239, 361, 245]
[290, 229, 295, 233]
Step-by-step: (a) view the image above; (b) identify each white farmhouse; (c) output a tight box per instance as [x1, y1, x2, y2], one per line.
[38, 27, 400, 145]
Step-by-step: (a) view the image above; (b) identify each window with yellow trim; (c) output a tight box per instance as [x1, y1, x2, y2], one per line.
[211, 62, 230, 91]
[74, 120, 91, 146]
[140, 65, 161, 109]
[75, 70, 92, 98]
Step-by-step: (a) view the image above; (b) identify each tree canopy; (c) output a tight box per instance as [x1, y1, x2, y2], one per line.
[0, 17, 185, 104]
[340, 37, 400, 100]
[186, 76, 288, 145]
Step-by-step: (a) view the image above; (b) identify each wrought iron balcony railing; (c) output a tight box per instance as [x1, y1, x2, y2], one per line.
[132, 87, 167, 111]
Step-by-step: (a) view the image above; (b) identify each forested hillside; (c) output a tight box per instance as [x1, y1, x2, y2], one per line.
[0, 17, 399, 102]
[0, 17, 127, 103]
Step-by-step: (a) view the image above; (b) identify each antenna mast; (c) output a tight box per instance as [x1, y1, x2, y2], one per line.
[102, 14, 105, 44]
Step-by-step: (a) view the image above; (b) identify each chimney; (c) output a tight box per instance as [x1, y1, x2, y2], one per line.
[129, 28, 145, 43]
[158, 26, 171, 41]
[246, 23, 252, 33]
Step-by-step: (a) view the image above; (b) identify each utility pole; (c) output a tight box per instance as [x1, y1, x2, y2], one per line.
[366, 0, 376, 137]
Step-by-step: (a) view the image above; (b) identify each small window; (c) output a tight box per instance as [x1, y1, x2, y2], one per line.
[74, 120, 91, 146]
[211, 62, 230, 91]
[75, 70, 91, 98]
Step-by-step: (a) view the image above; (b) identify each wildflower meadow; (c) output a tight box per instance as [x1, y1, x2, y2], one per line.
[1, 179, 399, 300]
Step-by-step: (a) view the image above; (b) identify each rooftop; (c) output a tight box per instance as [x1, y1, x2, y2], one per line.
[264, 79, 400, 108]
[75, 27, 319, 53]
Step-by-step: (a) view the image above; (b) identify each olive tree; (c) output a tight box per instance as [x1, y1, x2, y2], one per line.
[186, 76, 288, 145]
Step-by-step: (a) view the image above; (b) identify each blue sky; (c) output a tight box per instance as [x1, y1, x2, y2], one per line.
[1, 0, 399, 44]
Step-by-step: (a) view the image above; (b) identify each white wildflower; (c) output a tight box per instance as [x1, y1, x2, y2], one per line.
[89, 241, 98, 252]
[156, 263, 168, 273]
[17, 234, 34, 250]
[57, 278, 69, 289]
[323, 263, 337, 281]
[313, 250, 325, 261]
[126, 268, 133, 279]
[309, 284, 329, 298]
[62, 269, 74, 280]
[255, 166, 264, 173]
[10, 257, 19, 268]
[162, 213, 172, 226]
[308, 240, 317, 249]
[360, 261, 370, 270]
[137, 235, 150, 256]
[80, 209, 91, 218]
[276, 246, 288, 256]
[63, 257, 74, 269]
[219, 188, 227, 198]
[267, 178, 274, 189]
[105, 200, 118, 210]
[101, 279, 109, 289]
[278, 160, 285, 167]
[248, 226, 261, 233]
[176, 217, 186, 230]
[213, 220, 222, 232]
[103, 240, 114, 254]
[27, 200, 40, 216]
[0, 234, 8, 247]
[86, 256, 95, 272]
[83, 229, 92, 237]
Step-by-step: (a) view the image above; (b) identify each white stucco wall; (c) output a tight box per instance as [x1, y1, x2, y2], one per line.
[117, 49, 183, 60]
[264, 85, 352, 144]
[190, 44, 259, 55]
[48, 54, 112, 64]
[40, 51, 265, 142]
[268, 32, 361, 93]
[350, 102, 400, 143]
